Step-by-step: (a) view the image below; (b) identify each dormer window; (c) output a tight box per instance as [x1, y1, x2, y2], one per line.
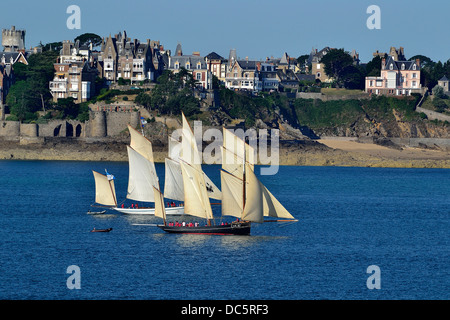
[175, 62, 179, 69]
[401, 63, 405, 70]
[413, 64, 417, 70]
[389, 64, 393, 70]
[197, 62, 201, 69]
[186, 63, 190, 69]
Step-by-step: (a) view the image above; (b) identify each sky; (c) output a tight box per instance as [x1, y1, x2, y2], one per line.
[2, 0, 450, 63]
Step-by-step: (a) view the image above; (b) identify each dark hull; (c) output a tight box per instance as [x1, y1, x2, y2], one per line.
[158, 222, 251, 235]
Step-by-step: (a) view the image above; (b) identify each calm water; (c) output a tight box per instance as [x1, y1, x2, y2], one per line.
[0, 160, 448, 300]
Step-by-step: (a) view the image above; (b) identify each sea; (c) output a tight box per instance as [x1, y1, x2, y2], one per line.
[0, 160, 448, 300]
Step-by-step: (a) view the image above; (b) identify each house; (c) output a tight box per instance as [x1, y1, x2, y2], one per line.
[224, 49, 262, 92]
[260, 62, 279, 91]
[99, 31, 164, 84]
[168, 43, 212, 90]
[205, 51, 226, 83]
[437, 75, 449, 94]
[308, 47, 333, 83]
[49, 41, 98, 103]
[365, 55, 422, 96]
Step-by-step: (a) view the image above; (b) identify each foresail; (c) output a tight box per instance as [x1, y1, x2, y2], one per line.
[180, 161, 213, 220]
[261, 184, 295, 220]
[163, 158, 184, 202]
[126, 146, 159, 202]
[92, 171, 117, 207]
[220, 170, 243, 218]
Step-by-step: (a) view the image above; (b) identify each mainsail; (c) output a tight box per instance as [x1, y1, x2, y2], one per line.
[92, 170, 117, 207]
[180, 161, 214, 221]
[170, 113, 221, 201]
[126, 145, 159, 202]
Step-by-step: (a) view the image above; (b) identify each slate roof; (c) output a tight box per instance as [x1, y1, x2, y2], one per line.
[384, 56, 419, 71]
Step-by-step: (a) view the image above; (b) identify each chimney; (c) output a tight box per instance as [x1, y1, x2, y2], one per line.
[192, 51, 200, 56]
[381, 58, 386, 70]
[415, 58, 420, 68]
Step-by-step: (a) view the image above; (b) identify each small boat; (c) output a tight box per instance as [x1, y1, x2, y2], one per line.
[87, 210, 106, 215]
[90, 227, 113, 233]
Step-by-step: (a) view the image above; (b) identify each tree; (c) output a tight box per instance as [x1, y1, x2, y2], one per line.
[74, 33, 102, 47]
[319, 49, 354, 87]
[365, 55, 383, 77]
[6, 50, 59, 121]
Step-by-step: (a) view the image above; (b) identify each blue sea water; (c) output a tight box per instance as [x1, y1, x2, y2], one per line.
[0, 160, 448, 300]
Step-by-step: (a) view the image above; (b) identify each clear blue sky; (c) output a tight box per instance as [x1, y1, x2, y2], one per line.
[3, 0, 449, 63]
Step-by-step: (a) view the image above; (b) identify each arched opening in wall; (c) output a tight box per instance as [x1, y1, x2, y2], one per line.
[66, 123, 73, 137]
[75, 124, 82, 137]
[53, 125, 62, 137]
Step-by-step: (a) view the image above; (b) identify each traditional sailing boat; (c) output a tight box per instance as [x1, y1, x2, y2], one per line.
[157, 116, 297, 235]
[111, 124, 185, 215]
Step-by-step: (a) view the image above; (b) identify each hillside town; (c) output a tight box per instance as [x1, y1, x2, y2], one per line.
[0, 26, 449, 145]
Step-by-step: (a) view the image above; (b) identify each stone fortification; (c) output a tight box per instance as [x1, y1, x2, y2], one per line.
[0, 111, 140, 139]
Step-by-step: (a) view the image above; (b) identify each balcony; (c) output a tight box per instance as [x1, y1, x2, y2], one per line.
[49, 80, 67, 92]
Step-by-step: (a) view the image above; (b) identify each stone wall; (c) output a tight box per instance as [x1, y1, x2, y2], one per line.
[0, 111, 140, 139]
[416, 106, 450, 122]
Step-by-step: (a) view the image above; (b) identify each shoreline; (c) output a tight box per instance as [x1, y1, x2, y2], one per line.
[1, 138, 449, 169]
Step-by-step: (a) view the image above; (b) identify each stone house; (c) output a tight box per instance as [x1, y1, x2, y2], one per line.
[224, 49, 262, 92]
[308, 47, 333, 83]
[49, 41, 98, 103]
[437, 75, 449, 94]
[99, 31, 165, 84]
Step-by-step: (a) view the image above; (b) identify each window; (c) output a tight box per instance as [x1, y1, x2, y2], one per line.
[412, 73, 417, 78]
[175, 62, 179, 69]
[401, 63, 405, 70]
[317, 72, 321, 78]
[186, 63, 190, 69]
[389, 64, 393, 70]
[197, 63, 201, 69]
[316, 64, 321, 70]
[413, 64, 417, 70]
[196, 73, 201, 80]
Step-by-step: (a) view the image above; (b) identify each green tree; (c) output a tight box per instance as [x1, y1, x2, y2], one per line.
[319, 49, 354, 87]
[74, 33, 102, 47]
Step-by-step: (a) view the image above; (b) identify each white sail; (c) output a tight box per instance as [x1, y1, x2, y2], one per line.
[220, 170, 244, 218]
[180, 112, 222, 200]
[223, 128, 255, 167]
[92, 171, 117, 207]
[261, 184, 295, 220]
[181, 114, 202, 170]
[180, 161, 213, 220]
[153, 186, 166, 221]
[128, 124, 154, 163]
[163, 158, 184, 202]
[241, 164, 264, 223]
[126, 146, 159, 202]
[168, 136, 182, 162]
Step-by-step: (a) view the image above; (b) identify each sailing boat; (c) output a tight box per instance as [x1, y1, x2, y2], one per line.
[157, 119, 297, 235]
[112, 124, 185, 215]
